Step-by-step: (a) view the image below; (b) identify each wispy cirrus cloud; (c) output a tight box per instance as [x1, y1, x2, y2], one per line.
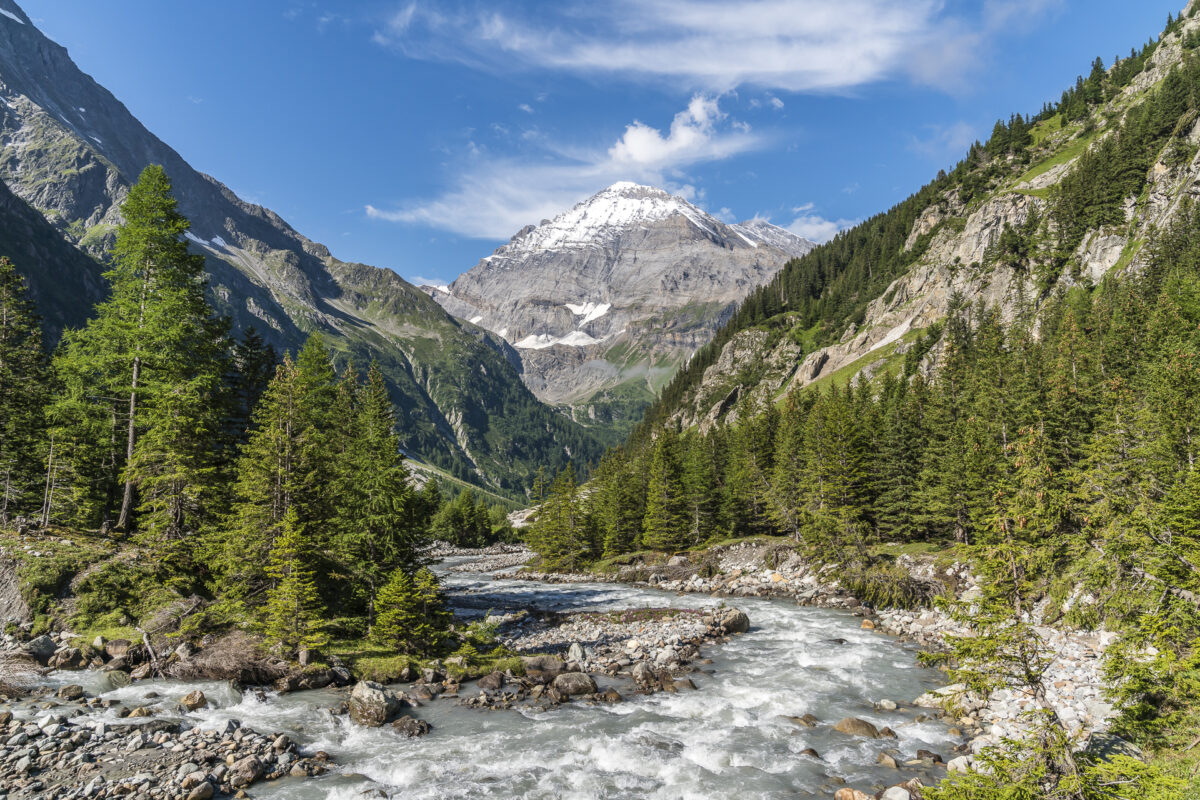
[372, 0, 982, 93]
[367, 94, 762, 239]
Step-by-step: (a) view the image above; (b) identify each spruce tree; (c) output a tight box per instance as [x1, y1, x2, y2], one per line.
[263, 509, 327, 657]
[335, 361, 420, 623]
[373, 567, 451, 654]
[50, 165, 227, 532]
[0, 258, 49, 520]
[642, 431, 689, 552]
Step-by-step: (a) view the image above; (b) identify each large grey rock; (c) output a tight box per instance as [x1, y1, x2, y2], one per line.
[719, 608, 750, 633]
[349, 680, 405, 727]
[228, 755, 264, 788]
[552, 672, 598, 697]
[22, 634, 56, 665]
[520, 655, 566, 677]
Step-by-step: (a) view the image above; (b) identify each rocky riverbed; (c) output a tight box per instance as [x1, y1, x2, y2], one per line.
[0, 680, 329, 799]
[0, 548, 971, 799]
[496, 539, 1119, 759]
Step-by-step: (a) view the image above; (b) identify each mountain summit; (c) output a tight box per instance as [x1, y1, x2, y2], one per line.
[433, 182, 813, 435]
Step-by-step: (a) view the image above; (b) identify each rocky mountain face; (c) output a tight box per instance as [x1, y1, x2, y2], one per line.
[656, 4, 1200, 433]
[432, 182, 812, 437]
[0, 0, 602, 495]
[0, 175, 103, 338]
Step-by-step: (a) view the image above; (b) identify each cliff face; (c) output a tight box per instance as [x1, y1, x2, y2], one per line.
[432, 182, 813, 436]
[0, 0, 602, 494]
[660, 6, 1200, 432]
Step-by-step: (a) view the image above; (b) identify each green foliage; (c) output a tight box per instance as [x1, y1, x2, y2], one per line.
[926, 712, 1185, 800]
[0, 257, 50, 519]
[430, 489, 496, 548]
[262, 510, 327, 656]
[372, 567, 452, 655]
[47, 165, 229, 535]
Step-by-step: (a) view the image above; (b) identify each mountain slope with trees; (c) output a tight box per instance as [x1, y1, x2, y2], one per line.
[521, 5, 1200, 796]
[0, 0, 601, 497]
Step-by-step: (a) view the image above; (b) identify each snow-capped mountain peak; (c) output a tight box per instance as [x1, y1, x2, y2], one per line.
[497, 182, 723, 257]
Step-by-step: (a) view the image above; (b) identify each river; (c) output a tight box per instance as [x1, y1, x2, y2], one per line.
[37, 557, 956, 799]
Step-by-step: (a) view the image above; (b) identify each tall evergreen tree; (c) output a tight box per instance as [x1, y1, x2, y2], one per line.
[0, 258, 49, 520]
[49, 165, 227, 532]
[642, 431, 690, 552]
[263, 509, 327, 657]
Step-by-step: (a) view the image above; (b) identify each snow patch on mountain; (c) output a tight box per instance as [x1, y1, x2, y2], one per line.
[0, 9, 24, 23]
[731, 219, 817, 260]
[565, 301, 611, 324]
[514, 330, 605, 350]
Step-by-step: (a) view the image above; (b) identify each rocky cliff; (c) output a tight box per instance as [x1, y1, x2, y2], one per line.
[432, 182, 813, 438]
[0, 0, 603, 494]
[658, 5, 1200, 432]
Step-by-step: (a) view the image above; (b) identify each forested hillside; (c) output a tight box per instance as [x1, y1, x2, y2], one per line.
[522, 7, 1200, 796]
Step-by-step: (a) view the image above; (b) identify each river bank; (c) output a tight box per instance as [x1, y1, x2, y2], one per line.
[495, 538, 1119, 760]
[0, 550, 961, 799]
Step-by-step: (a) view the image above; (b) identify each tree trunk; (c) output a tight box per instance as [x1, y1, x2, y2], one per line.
[40, 436, 54, 528]
[116, 355, 140, 530]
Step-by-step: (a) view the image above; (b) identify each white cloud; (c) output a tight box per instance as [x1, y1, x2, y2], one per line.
[518, 103, 534, 114]
[909, 121, 980, 161]
[769, 96, 785, 110]
[983, 0, 1065, 31]
[373, 0, 984, 93]
[784, 204, 856, 243]
[367, 94, 761, 239]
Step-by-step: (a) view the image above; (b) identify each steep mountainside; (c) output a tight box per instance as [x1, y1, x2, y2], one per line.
[433, 182, 812, 438]
[0, 175, 103, 337]
[644, 4, 1200, 434]
[0, 0, 602, 494]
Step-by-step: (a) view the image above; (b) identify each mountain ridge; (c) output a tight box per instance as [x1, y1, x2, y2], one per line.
[0, 0, 602, 495]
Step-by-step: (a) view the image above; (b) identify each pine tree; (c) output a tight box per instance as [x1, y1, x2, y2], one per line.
[526, 463, 596, 569]
[0, 258, 49, 520]
[49, 165, 227, 532]
[334, 361, 420, 624]
[642, 431, 690, 551]
[373, 567, 451, 654]
[263, 509, 327, 657]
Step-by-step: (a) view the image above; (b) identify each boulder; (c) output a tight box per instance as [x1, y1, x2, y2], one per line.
[833, 717, 880, 738]
[180, 690, 207, 711]
[877, 752, 898, 769]
[947, 755, 973, 773]
[349, 680, 405, 727]
[102, 669, 132, 690]
[392, 715, 431, 737]
[567, 642, 585, 662]
[105, 639, 133, 659]
[520, 655, 566, 677]
[56, 684, 84, 700]
[229, 755, 264, 788]
[478, 671, 505, 691]
[631, 662, 657, 686]
[718, 608, 750, 633]
[551, 672, 598, 696]
[52, 647, 85, 669]
[22, 634, 56, 665]
[834, 790, 872, 800]
[881, 788, 912, 800]
[185, 782, 215, 800]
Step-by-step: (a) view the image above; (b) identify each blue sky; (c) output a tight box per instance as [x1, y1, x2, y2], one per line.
[21, 0, 1183, 286]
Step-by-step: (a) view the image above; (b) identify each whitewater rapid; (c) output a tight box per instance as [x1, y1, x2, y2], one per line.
[40, 562, 956, 798]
